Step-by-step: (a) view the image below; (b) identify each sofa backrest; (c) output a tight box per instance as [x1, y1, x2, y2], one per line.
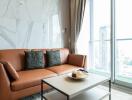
[0, 48, 69, 71]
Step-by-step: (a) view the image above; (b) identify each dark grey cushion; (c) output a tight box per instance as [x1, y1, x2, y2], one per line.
[46, 50, 61, 67]
[25, 50, 45, 69]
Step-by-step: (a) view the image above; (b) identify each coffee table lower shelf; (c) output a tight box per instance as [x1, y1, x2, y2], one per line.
[42, 86, 110, 100]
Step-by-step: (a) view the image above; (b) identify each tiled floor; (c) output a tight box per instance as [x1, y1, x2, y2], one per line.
[102, 85, 132, 100]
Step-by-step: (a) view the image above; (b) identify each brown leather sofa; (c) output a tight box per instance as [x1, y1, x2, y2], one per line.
[0, 48, 87, 100]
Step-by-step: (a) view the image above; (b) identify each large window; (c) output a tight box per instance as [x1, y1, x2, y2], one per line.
[78, 0, 132, 87]
[115, 0, 132, 84]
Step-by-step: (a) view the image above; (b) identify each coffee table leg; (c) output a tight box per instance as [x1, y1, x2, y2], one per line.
[67, 95, 70, 100]
[109, 80, 111, 100]
[41, 80, 43, 100]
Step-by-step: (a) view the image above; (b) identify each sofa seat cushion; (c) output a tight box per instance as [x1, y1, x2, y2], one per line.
[11, 69, 57, 91]
[47, 64, 79, 74]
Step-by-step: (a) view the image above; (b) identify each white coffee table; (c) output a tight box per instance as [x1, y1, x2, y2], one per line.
[41, 73, 111, 100]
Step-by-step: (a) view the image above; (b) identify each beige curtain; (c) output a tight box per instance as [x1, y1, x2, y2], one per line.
[70, 0, 86, 53]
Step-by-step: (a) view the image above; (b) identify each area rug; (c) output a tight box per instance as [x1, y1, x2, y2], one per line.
[21, 93, 41, 100]
[21, 90, 67, 100]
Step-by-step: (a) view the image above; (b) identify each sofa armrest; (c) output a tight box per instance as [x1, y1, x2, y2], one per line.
[0, 63, 12, 100]
[68, 54, 87, 68]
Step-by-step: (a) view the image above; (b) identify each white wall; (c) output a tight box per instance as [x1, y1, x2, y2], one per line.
[0, 0, 70, 49]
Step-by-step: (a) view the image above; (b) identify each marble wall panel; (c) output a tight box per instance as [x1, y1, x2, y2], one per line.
[0, 0, 70, 49]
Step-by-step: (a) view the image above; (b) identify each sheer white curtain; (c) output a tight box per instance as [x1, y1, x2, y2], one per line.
[42, 0, 62, 48]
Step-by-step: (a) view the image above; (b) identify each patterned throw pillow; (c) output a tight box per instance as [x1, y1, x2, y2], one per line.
[46, 50, 61, 67]
[25, 50, 45, 69]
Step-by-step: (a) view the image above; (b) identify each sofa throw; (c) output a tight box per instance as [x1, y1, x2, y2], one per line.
[25, 50, 45, 69]
[46, 50, 61, 67]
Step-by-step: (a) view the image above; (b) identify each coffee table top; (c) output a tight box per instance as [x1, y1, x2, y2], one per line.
[42, 73, 110, 98]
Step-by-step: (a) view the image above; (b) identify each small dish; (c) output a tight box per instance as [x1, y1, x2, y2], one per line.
[68, 72, 88, 80]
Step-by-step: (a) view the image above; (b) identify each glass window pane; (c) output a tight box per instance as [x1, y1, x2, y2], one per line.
[93, 0, 110, 40]
[115, 0, 132, 84]
[115, 0, 132, 39]
[89, 0, 111, 74]
[115, 40, 132, 83]
[90, 41, 110, 73]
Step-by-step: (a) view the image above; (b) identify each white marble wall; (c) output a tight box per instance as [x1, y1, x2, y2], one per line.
[0, 0, 70, 49]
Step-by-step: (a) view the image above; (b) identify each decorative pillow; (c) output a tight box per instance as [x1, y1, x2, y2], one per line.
[46, 50, 61, 67]
[0, 61, 19, 80]
[25, 50, 45, 69]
